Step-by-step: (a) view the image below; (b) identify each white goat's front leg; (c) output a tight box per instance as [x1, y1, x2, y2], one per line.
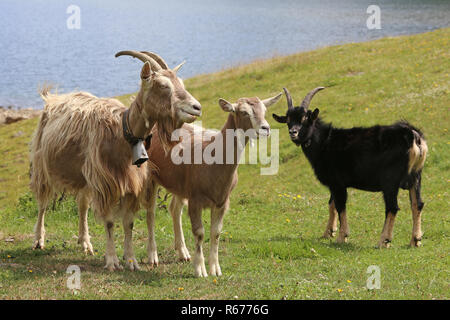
[33, 200, 48, 250]
[146, 183, 159, 266]
[209, 204, 226, 277]
[76, 191, 94, 255]
[122, 210, 140, 271]
[188, 203, 207, 277]
[104, 216, 122, 271]
[169, 196, 191, 261]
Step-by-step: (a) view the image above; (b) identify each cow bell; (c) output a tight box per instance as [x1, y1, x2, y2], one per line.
[132, 139, 149, 167]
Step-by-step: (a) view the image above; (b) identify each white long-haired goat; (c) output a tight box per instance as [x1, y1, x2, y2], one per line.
[30, 51, 201, 271]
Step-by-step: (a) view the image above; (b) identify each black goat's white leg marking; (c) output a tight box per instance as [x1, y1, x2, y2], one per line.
[409, 187, 423, 247]
[189, 203, 207, 277]
[169, 196, 191, 262]
[209, 204, 226, 276]
[323, 198, 338, 239]
[104, 218, 122, 271]
[76, 190, 93, 255]
[332, 188, 349, 243]
[337, 210, 350, 243]
[378, 189, 399, 248]
[378, 212, 396, 248]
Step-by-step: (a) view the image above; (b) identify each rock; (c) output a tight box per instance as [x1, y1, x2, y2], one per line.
[5, 115, 26, 124]
[0, 107, 42, 125]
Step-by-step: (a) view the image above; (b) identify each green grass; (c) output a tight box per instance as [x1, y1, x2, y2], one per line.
[0, 29, 449, 299]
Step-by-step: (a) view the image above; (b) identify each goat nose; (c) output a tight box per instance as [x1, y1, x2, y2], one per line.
[192, 103, 201, 112]
[289, 128, 298, 135]
[261, 125, 270, 132]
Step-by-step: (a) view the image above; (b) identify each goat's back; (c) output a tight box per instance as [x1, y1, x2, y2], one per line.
[30, 91, 145, 214]
[311, 121, 427, 192]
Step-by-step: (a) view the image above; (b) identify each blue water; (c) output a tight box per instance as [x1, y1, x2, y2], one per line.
[0, 0, 448, 108]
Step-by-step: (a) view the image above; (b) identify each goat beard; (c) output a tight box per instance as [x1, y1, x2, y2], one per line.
[155, 115, 178, 155]
[291, 136, 303, 146]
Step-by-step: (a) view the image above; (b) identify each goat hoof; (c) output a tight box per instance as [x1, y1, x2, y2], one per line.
[410, 238, 422, 247]
[80, 240, 94, 255]
[177, 247, 191, 262]
[195, 270, 208, 278]
[104, 255, 123, 271]
[125, 257, 141, 271]
[194, 264, 208, 277]
[336, 235, 348, 244]
[32, 239, 45, 250]
[179, 256, 191, 262]
[322, 229, 337, 239]
[147, 251, 159, 266]
[209, 264, 222, 277]
[104, 263, 123, 272]
[377, 239, 391, 248]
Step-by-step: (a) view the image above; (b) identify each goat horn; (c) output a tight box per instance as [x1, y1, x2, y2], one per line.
[172, 61, 185, 73]
[140, 51, 169, 69]
[115, 50, 162, 71]
[283, 87, 294, 110]
[300, 87, 325, 110]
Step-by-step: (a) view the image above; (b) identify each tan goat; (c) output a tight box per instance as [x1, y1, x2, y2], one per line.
[30, 51, 201, 271]
[143, 93, 282, 276]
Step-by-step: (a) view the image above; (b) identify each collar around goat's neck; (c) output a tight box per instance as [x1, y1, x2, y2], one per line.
[301, 122, 332, 149]
[122, 108, 152, 167]
[122, 108, 146, 145]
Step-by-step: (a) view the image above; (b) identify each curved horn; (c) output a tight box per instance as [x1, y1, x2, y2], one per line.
[140, 51, 169, 69]
[283, 87, 294, 110]
[300, 87, 325, 110]
[115, 50, 162, 71]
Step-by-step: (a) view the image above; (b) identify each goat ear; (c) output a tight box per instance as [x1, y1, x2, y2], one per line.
[218, 99, 235, 113]
[272, 113, 287, 123]
[311, 108, 320, 121]
[140, 61, 152, 80]
[262, 92, 283, 108]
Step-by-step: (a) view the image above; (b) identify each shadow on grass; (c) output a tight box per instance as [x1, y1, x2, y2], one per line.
[0, 245, 198, 286]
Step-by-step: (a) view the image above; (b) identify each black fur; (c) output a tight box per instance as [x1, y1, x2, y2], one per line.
[273, 94, 426, 219]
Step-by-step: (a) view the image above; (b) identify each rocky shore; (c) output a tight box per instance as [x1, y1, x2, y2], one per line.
[0, 106, 42, 125]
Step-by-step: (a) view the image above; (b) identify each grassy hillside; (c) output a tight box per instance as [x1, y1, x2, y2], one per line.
[0, 28, 448, 299]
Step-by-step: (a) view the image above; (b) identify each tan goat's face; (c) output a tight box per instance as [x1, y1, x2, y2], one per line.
[140, 62, 201, 126]
[218, 93, 282, 137]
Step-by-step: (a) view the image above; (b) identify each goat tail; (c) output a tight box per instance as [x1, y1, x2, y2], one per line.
[29, 109, 52, 202]
[408, 130, 428, 174]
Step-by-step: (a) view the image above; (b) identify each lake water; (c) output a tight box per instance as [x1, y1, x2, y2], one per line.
[0, 0, 448, 109]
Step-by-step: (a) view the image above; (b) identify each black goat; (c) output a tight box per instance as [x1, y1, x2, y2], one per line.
[273, 87, 427, 247]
